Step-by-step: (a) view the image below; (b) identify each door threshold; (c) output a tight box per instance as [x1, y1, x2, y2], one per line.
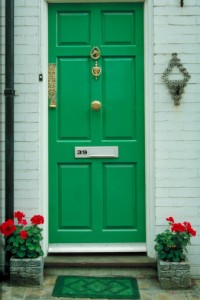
[48, 243, 147, 253]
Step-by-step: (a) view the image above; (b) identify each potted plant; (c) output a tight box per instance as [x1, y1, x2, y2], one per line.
[155, 217, 196, 289]
[0, 211, 44, 285]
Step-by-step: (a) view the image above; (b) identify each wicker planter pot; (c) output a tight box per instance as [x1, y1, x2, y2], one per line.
[10, 256, 44, 285]
[157, 258, 191, 289]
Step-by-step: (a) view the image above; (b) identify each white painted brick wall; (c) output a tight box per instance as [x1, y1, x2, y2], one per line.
[14, 0, 40, 219]
[0, 0, 41, 273]
[154, 0, 200, 277]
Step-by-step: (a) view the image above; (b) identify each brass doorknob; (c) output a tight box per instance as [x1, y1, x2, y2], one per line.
[91, 101, 101, 111]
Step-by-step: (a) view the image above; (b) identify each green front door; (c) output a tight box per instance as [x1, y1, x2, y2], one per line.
[48, 3, 145, 244]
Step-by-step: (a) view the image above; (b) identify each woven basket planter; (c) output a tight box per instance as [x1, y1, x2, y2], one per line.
[10, 256, 44, 285]
[157, 258, 191, 289]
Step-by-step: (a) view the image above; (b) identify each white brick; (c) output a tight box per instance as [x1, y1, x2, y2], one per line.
[24, 113, 39, 123]
[154, 16, 168, 25]
[24, 171, 39, 180]
[25, 0, 39, 6]
[15, 45, 39, 55]
[155, 25, 200, 35]
[15, 26, 38, 36]
[156, 198, 185, 207]
[15, 142, 38, 152]
[15, 7, 39, 17]
[168, 16, 197, 25]
[154, 0, 168, 5]
[15, 180, 38, 190]
[24, 17, 38, 26]
[25, 75, 38, 84]
[25, 133, 39, 142]
[15, 0, 25, 6]
[15, 17, 25, 26]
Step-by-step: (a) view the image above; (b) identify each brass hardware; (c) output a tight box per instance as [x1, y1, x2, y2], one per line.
[92, 61, 101, 80]
[48, 64, 56, 108]
[90, 47, 100, 60]
[91, 100, 101, 111]
[50, 97, 56, 108]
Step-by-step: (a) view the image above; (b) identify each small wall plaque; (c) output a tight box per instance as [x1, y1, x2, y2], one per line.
[162, 53, 190, 105]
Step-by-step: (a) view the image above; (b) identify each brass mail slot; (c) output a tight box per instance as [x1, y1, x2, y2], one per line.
[75, 147, 118, 158]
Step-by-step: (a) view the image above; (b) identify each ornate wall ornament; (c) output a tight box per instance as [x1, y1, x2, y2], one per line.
[162, 53, 190, 105]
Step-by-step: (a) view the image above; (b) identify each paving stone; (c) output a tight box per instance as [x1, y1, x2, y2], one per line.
[1, 268, 200, 300]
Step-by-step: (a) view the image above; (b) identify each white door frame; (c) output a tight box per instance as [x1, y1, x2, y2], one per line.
[39, 0, 155, 257]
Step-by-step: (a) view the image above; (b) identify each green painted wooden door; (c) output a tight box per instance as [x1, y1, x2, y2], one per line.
[48, 3, 145, 244]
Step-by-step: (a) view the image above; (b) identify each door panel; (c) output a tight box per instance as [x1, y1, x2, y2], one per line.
[103, 164, 136, 229]
[102, 12, 135, 45]
[49, 3, 145, 244]
[58, 12, 91, 45]
[59, 164, 92, 229]
[58, 58, 91, 139]
[103, 58, 135, 139]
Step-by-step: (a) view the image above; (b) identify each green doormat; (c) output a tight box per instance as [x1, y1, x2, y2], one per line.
[52, 276, 140, 299]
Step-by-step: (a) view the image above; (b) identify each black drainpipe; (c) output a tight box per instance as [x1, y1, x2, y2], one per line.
[4, 0, 15, 275]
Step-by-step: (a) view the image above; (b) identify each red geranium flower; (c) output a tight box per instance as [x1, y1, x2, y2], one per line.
[189, 228, 196, 236]
[14, 211, 25, 222]
[18, 219, 27, 226]
[20, 230, 28, 240]
[166, 217, 174, 224]
[171, 222, 186, 233]
[0, 219, 16, 236]
[183, 222, 196, 236]
[30, 215, 44, 225]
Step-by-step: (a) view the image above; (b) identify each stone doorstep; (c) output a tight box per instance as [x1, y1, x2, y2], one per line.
[44, 254, 156, 268]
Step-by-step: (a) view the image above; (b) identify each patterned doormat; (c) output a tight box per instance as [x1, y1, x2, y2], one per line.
[52, 276, 140, 299]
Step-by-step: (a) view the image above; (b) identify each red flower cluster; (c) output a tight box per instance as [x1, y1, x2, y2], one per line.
[0, 211, 44, 240]
[166, 217, 174, 223]
[0, 211, 45, 259]
[14, 211, 25, 221]
[14, 211, 27, 225]
[31, 215, 44, 225]
[0, 219, 16, 236]
[183, 221, 197, 236]
[166, 216, 196, 236]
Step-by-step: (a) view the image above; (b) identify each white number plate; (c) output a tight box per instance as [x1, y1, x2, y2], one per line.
[75, 146, 118, 158]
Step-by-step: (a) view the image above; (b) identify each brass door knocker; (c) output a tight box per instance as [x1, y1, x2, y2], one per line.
[92, 61, 101, 80]
[90, 47, 100, 60]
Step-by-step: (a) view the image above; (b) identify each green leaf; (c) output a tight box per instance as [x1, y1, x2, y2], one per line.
[20, 245, 27, 251]
[28, 244, 35, 251]
[16, 251, 26, 258]
[8, 236, 15, 243]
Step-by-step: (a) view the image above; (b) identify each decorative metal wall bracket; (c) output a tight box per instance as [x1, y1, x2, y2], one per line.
[162, 53, 190, 105]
